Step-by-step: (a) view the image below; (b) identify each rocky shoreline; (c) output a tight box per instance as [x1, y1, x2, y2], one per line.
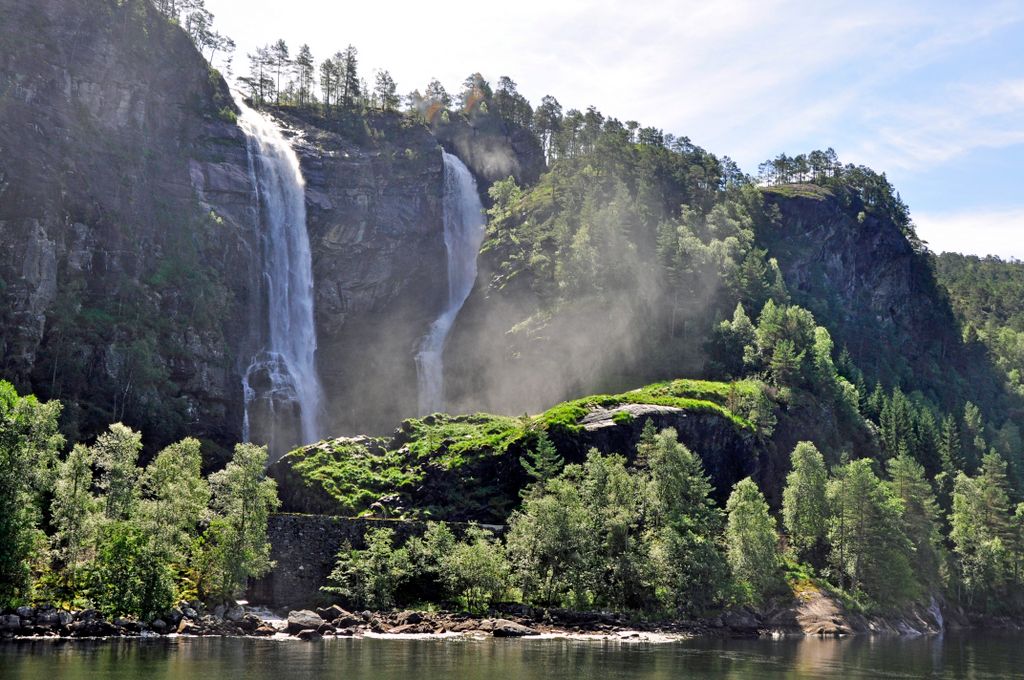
[3, 597, 1021, 643]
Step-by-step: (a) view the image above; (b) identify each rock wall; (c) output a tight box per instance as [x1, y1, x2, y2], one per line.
[249, 514, 429, 608]
[0, 0, 256, 452]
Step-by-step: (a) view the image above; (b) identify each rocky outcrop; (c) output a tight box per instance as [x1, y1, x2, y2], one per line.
[0, 601, 267, 639]
[573, 404, 762, 505]
[760, 187, 1004, 412]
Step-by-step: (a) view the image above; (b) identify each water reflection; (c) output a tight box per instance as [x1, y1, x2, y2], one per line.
[1, 634, 1022, 679]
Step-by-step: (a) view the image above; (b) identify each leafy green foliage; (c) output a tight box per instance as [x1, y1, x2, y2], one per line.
[782, 442, 829, 568]
[827, 459, 916, 603]
[936, 253, 1024, 400]
[199, 443, 280, 600]
[323, 528, 412, 610]
[726, 478, 783, 602]
[0, 381, 64, 607]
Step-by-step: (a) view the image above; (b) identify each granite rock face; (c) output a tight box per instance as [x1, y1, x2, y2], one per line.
[760, 189, 1003, 411]
[0, 0, 256, 450]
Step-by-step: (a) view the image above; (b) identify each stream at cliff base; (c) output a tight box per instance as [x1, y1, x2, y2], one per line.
[2, 634, 1023, 679]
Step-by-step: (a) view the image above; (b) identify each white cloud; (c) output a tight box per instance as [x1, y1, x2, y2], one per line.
[847, 78, 1024, 173]
[915, 207, 1024, 259]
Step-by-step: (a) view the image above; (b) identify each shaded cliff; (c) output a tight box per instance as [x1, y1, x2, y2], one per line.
[758, 185, 1006, 414]
[0, 0, 255, 453]
[0, 0, 543, 448]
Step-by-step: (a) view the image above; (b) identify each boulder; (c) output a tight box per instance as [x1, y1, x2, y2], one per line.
[0, 614, 21, 632]
[114, 618, 141, 633]
[389, 622, 435, 635]
[316, 622, 335, 635]
[151, 619, 168, 634]
[212, 604, 227, 620]
[35, 611, 60, 628]
[16, 606, 35, 618]
[723, 609, 760, 635]
[57, 611, 73, 626]
[332, 612, 363, 628]
[224, 605, 245, 622]
[253, 625, 277, 636]
[489, 619, 537, 637]
[395, 610, 423, 626]
[296, 629, 322, 641]
[316, 605, 346, 621]
[164, 607, 184, 625]
[238, 614, 261, 632]
[286, 610, 325, 634]
[177, 620, 202, 635]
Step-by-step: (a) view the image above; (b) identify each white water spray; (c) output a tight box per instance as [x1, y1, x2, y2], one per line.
[235, 97, 324, 454]
[415, 151, 486, 415]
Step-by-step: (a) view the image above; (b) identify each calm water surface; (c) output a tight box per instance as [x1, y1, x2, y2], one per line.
[1, 634, 1022, 679]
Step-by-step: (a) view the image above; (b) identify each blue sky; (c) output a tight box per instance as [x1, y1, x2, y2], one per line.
[204, 0, 1024, 259]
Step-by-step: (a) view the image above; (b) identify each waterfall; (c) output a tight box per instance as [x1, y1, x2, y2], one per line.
[415, 151, 486, 415]
[235, 97, 324, 456]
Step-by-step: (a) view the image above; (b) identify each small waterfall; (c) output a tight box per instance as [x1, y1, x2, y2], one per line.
[235, 96, 324, 456]
[927, 595, 944, 633]
[415, 151, 486, 415]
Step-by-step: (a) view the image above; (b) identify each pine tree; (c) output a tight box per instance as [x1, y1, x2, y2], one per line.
[886, 453, 942, 586]
[634, 418, 658, 470]
[979, 450, 1012, 542]
[270, 39, 290, 105]
[374, 70, 399, 112]
[827, 458, 915, 599]
[963, 402, 987, 473]
[339, 45, 360, 109]
[520, 432, 563, 489]
[293, 44, 315, 107]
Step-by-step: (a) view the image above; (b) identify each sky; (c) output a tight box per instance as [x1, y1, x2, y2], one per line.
[204, 0, 1024, 259]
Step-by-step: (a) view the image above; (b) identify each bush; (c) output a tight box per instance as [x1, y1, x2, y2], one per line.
[322, 528, 411, 610]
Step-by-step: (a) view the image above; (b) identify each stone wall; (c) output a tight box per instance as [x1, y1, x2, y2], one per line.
[248, 514, 428, 609]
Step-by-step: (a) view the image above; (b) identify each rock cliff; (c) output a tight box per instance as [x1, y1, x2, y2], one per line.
[759, 186, 1005, 413]
[0, 0, 254, 452]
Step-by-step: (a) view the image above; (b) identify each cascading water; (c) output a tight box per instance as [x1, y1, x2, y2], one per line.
[415, 151, 486, 415]
[235, 96, 324, 456]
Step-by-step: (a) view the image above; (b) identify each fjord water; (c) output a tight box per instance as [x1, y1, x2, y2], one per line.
[415, 150, 486, 415]
[3, 635, 1022, 679]
[236, 97, 324, 456]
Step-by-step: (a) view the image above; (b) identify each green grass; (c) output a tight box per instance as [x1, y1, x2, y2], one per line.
[540, 379, 759, 434]
[283, 378, 762, 518]
[761, 183, 833, 200]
